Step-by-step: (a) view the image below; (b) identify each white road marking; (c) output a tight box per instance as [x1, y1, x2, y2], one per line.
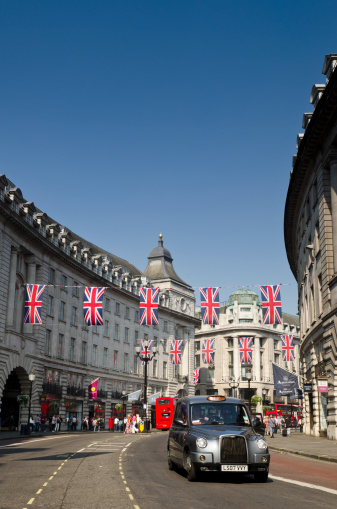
[269, 474, 337, 496]
[77, 448, 85, 452]
[0, 435, 73, 448]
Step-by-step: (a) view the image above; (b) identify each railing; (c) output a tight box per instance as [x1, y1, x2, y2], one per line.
[111, 390, 123, 399]
[66, 385, 86, 397]
[97, 390, 107, 399]
[42, 382, 62, 395]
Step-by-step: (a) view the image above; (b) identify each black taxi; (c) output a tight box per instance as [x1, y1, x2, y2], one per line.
[167, 395, 270, 482]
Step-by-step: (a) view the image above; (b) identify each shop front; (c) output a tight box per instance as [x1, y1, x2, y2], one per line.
[88, 401, 106, 429]
[317, 379, 328, 436]
[65, 400, 83, 431]
[40, 394, 60, 417]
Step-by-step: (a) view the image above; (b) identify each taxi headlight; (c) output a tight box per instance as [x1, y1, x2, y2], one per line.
[256, 439, 268, 450]
[196, 437, 208, 448]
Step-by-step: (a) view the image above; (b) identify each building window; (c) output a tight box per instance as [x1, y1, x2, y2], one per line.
[135, 309, 139, 322]
[105, 298, 110, 311]
[124, 353, 129, 372]
[318, 274, 323, 315]
[114, 323, 119, 340]
[47, 295, 53, 316]
[61, 275, 67, 288]
[49, 268, 55, 284]
[134, 355, 138, 374]
[92, 344, 97, 366]
[240, 307, 251, 312]
[103, 347, 108, 368]
[45, 330, 51, 355]
[153, 336, 158, 347]
[81, 341, 87, 363]
[163, 361, 167, 379]
[195, 354, 200, 368]
[195, 341, 200, 351]
[125, 306, 130, 319]
[72, 282, 79, 297]
[229, 366, 234, 377]
[93, 325, 98, 334]
[124, 327, 129, 342]
[70, 338, 75, 361]
[113, 350, 118, 369]
[60, 301, 66, 321]
[162, 339, 167, 353]
[227, 338, 233, 348]
[71, 306, 77, 326]
[274, 353, 280, 365]
[57, 334, 64, 358]
[134, 330, 139, 344]
[153, 359, 158, 377]
[274, 340, 279, 350]
[115, 302, 120, 315]
[164, 321, 168, 332]
[239, 319, 253, 323]
[104, 320, 109, 336]
[228, 351, 233, 365]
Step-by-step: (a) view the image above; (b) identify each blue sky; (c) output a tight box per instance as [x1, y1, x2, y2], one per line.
[1, 0, 336, 314]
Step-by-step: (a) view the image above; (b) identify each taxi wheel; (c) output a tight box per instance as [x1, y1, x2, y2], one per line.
[184, 451, 198, 482]
[254, 471, 269, 483]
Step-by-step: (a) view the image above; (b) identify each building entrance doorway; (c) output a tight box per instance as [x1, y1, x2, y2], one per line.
[1, 371, 21, 430]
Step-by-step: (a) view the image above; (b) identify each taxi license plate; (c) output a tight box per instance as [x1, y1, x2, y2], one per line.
[221, 465, 248, 472]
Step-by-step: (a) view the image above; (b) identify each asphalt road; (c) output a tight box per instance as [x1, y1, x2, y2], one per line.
[1, 432, 337, 509]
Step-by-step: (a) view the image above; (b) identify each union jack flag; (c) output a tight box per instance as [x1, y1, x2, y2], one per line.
[83, 287, 105, 326]
[24, 284, 46, 324]
[260, 285, 282, 325]
[170, 340, 183, 364]
[281, 334, 295, 362]
[193, 368, 200, 384]
[202, 338, 215, 364]
[140, 288, 159, 325]
[200, 287, 220, 325]
[141, 340, 153, 366]
[239, 337, 253, 363]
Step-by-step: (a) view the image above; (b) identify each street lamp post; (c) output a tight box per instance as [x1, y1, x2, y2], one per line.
[229, 378, 239, 399]
[246, 368, 252, 410]
[135, 340, 157, 432]
[262, 387, 267, 407]
[27, 370, 35, 435]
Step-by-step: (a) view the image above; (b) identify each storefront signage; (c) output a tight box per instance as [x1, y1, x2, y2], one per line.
[303, 383, 313, 393]
[317, 380, 328, 393]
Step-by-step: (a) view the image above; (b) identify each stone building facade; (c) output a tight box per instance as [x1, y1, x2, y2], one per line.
[195, 289, 300, 414]
[0, 174, 198, 430]
[284, 53, 337, 439]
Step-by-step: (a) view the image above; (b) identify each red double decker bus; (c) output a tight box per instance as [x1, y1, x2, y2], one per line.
[265, 403, 302, 420]
[155, 397, 177, 429]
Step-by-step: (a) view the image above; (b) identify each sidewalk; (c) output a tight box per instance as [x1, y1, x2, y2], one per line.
[266, 429, 337, 463]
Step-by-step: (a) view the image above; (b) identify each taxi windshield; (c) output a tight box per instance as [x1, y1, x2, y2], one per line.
[190, 403, 251, 426]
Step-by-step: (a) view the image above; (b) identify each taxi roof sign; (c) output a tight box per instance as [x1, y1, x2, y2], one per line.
[207, 396, 226, 401]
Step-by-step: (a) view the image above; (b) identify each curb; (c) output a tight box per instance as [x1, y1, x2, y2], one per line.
[269, 446, 337, 464]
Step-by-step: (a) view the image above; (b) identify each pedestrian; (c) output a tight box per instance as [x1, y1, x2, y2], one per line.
[267, 416, 275, 438]
[41, 414, 46, 432]
[49, 415, 53, 432]
[132, 414, 138, 433]
[285, 416, 292, 436]
[293, 416, 298, 431]
[52, 415, 56, 432]
[123, 415, 128, 432]
[263, 415, 269, 435]
[125, 415, 132, 434]
[119, 418, 123, 432]
[114, 416, 119, 431]
[93, 418, 97, 432]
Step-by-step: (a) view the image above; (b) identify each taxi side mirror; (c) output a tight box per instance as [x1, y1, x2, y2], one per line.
[252, 417, 261, 428]
[173, 418, 187, 426]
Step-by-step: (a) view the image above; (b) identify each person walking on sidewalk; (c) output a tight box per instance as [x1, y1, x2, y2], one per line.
[285, 416, 292, 436]
[293, 416, 298, 431]
[268, 416, 275, 438]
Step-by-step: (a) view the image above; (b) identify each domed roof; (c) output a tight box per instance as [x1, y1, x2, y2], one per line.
[227, 288, 260, 306]
[144, 234, 190, 287]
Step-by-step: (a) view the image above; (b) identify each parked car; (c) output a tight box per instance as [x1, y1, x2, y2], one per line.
[168, 395, 270, 482]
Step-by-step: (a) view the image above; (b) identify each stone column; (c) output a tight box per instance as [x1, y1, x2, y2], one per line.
[330, 158, 337, 273]
[233, 336, 240, 380]
[6, 247, 18, 327]
[254, 336, 261, 382]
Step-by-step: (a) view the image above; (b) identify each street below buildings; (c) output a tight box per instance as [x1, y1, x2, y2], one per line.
[0, 431, 337, 509]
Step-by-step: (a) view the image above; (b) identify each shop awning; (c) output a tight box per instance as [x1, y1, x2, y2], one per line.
[128, 390, 142, 402]
[148, 392, 161, 405]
